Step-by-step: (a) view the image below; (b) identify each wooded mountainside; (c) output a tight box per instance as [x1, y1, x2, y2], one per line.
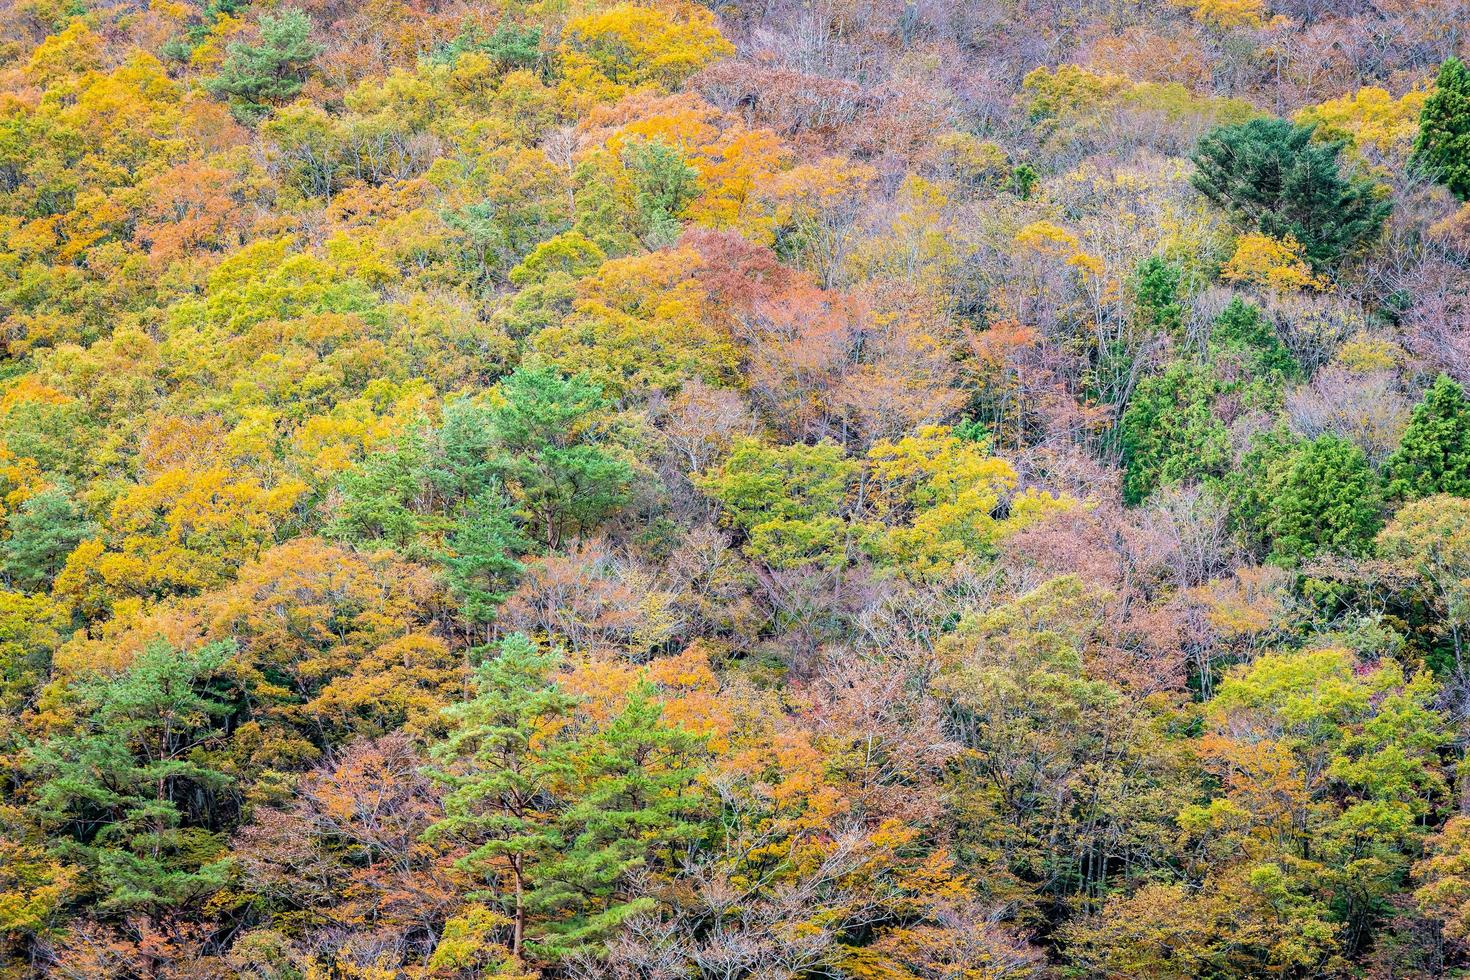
[3, 0, 1470, 976]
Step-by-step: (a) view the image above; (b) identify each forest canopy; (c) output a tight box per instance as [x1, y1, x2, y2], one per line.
[2, 0, 1470, 977]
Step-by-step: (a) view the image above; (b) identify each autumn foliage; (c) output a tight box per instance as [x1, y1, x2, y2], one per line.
[1, 0, 1469, 977]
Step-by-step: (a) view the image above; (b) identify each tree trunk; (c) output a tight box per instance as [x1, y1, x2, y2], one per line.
[512, 853, 525, 959]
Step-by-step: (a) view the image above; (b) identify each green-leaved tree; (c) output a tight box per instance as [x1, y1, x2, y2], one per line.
[1, 486, 95, 591]
[205, 9, 322, 120]
[443, 485, 527, 634]
[426, 633, 578, 965]
[27, 642, 237, 916]
[1386, 374, 1470, 500]
[534, 683, 709, 960]
[1267, 435, 1383, 563]
[1120, 361, 1231, 505]
[1413, 57, 1470, 200]
[1192, 117, 1390, 268]
[486, 366, 632, 550]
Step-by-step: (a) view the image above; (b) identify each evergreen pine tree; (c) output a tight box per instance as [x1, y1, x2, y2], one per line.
[443, 485, 528, 632]
[327, 428, 433, 550]
[430, 397, 499, 504]
[486, 366, 632, 549]
[205, 9, 322, 118]
[1, 487, 95, 591]
[27, 642, 237, 915]
[533, 683, 709, 960]
[426, 634, 579, 962]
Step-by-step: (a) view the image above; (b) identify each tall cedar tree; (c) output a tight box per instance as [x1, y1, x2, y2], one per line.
[1120, 361, 1231, 505]
[1387, 374, 1470, 500]
[1414, 57, 1470, 200]
[1267, 435, 1383, 563]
